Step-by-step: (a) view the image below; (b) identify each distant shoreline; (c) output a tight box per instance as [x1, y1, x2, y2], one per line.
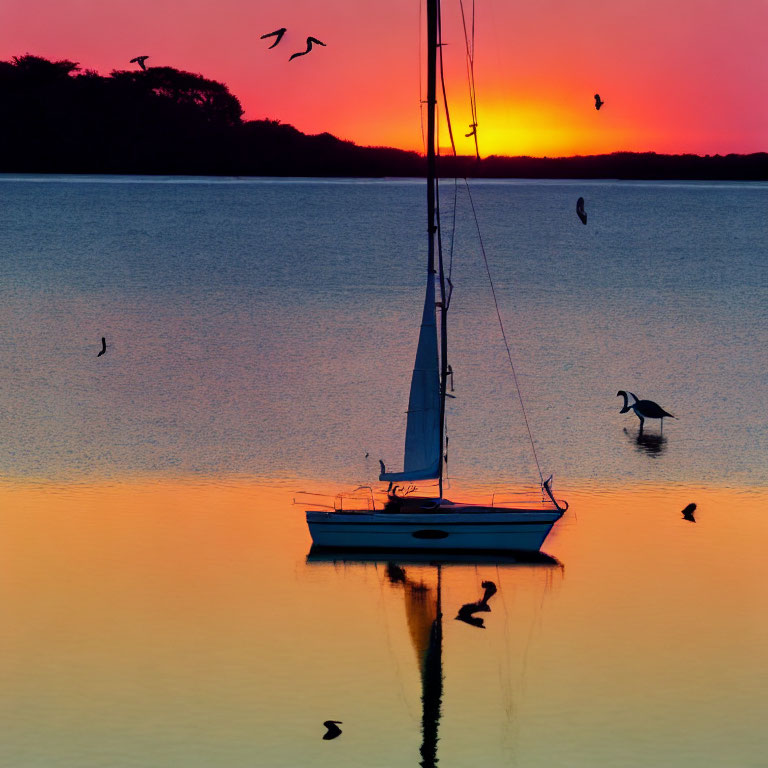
[4, 151, 766, 182]
[2, 55, 766, 181]
[2, 169, 767, 183]
[379, 152, 768, 181]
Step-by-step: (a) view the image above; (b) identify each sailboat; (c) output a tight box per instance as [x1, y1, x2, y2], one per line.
[305, 0, 567, 553]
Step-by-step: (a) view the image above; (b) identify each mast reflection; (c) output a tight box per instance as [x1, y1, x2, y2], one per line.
[306, 549, 561, 767]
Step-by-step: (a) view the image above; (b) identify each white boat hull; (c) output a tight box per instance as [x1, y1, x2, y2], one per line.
[306, 507, 563, 552]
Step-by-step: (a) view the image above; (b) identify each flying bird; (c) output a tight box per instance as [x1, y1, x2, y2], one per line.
[130, 56, 149, 71]
[260, 27, 286, 49]
[322, 721, 342, 740]
[97, 337, 107, 357]
[594, 93, 605, 110]
[289, 37, 326, 61]
[617, 390, 675, 433]
[576, 196, 587, 225]
[681, 503, 697, 522]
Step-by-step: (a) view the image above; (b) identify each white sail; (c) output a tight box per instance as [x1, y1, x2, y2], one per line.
[380, 272, 442, 482]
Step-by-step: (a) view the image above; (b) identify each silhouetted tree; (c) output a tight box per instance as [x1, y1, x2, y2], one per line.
[110, 66, 243, 126]
[0, 54, 764, 178]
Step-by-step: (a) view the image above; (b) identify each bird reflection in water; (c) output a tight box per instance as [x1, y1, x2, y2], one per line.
[624, 427, 667, 456]
[455, 580, 498, 629]
[681, 503, 697, 522]
[386, 562, 407, 584]
[322, 720, 342, 740]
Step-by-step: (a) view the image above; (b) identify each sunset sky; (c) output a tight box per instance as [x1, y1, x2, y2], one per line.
[2, 0, 766, 157]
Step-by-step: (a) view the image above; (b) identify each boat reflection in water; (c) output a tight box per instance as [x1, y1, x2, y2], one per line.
[306, 549, 562, 767]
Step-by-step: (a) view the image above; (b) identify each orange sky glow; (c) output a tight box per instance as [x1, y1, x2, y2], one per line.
[2, 0, 766, 157]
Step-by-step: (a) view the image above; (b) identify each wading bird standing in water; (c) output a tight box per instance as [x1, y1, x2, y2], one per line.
[260, 28, 286, 48]
[289, 37, 326, 60]
[576, 196, 587, 224]
[594, 93, 605, 110]
[617, 390, 675, 433]
[97, 337, 107, 357]
[130, 56, 149, 70]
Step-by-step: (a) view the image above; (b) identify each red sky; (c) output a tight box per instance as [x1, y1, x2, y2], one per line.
[2, 0, 766, 157]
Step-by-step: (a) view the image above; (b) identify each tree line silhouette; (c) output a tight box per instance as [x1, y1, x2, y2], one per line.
[1, 55, 765, 179]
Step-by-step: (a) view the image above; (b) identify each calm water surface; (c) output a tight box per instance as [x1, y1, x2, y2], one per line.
[0, 176, 766, 766]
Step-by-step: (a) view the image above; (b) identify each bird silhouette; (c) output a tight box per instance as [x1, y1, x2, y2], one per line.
[594, 93, 605, 110]
[681, 503, 697, 522]
[465, 123, 477, 137]
[289, 37, 326, 60]
[97, 337, 107, 357]
[481, 580, 497, 601]
[385, 563, 407, 584]
[455, 580, 498, 629]
[260, 28, 287, 49]
[576, 196, 587, 225]
[322, 720, 342, 740]
[130, 56, 149, 70]
[617, 390, 675, 433]
[455, 607, 487, 628]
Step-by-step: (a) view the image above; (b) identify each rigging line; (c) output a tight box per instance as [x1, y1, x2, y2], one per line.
[443, 413, 450, 484]
[448, 178, 458, 282]
[434, 4, 448, 323]
[435, 0, 458, 282]
[458, 2, 473, 112]
[472, 0, 475, 60]
[434, 59, 454, 498]
[458, 2, 472, 85]
[419, 0, 426, 154]
[464, 184, 544, 486]
[468, 0, 476, 95]
[435, 135, 446, 293]
[439, 0, 540, 485]
[436, 0, 457, 154]
[447, 3, 542, 485]
[458, 0, 480, 160]
[468, 4, 480, 161]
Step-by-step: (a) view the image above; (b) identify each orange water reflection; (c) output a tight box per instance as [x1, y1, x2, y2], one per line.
[1, 480, 766, 767]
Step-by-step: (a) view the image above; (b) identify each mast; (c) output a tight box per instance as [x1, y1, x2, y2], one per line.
[426, 0, 437, 266]
[426, 0, 449, 499]
[378, 0, 444, 489]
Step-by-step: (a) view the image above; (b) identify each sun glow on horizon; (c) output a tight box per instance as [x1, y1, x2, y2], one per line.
[0, 0, 766, 157]
[437, 100, 635, 159]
